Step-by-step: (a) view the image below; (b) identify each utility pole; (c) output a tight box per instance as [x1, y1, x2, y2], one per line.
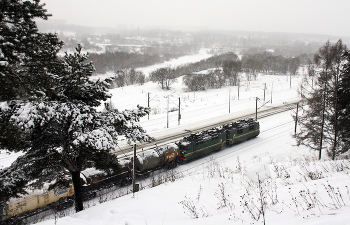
[167, 95, 169, 128]
[132, 144, 138, 194]
[238, 80, 240, 100]
[271, 83, 273, 104]
[294, 102, 299, 135]
[263, 83, 266, 103]
[147, 92, 150, 120]
[178, 97, 181, 125]
[256, 97, 258, 121]
[229, 89, 231, 113]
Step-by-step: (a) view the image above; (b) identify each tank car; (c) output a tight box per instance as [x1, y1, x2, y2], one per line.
[134, 143, 179, 175]
[1, 184, 74, 221]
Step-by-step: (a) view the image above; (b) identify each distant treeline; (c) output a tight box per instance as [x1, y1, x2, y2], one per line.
[89, 52, 164, 74]
[241, 52, 301, 75]
[165, 51, 302, 78]
[106, 50, 304, 92]
[169, 52, 238, 77]
[181, 52, 302, 92]
[88, 44, 200, 74]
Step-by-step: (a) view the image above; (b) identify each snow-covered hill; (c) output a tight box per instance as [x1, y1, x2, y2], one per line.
[36, 110, 350, 225]
[2, 49, 349, 224]
[29, 67, 350, 224]
[102, 71, 303, 133]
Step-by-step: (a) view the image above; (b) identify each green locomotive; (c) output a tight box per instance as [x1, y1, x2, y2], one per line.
[177, 118, 260, 162]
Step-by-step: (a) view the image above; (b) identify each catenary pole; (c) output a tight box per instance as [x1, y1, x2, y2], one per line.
[238, 80, 240, 100]
[167, 95, 169, 128]
[264, 83, 266, 103]
[271, 83, 273, 104]
[133, 144, 136, 194]
[229, 89, 231, 113]
[294, 102, 299, 135]
[256, 97, 258, 121]
[178, 97, 181, 125]
[147, 92, 150, 120]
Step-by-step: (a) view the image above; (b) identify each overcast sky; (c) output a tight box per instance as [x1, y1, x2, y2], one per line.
[41, 0, 350, 37]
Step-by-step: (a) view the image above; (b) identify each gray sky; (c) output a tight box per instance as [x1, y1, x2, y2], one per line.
[41, 0, 350, 36]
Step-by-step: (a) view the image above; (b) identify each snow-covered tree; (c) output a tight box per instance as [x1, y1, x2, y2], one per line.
[150, 67, 176, 90]
[337, 49, 350, 156]
[183, 74, 208, 91]
[0, 3, 152, 212]
[0, 0, 65, 155]
[0, 46, 152, 212]
[0, 0, 64, 100]
[222, 59, 241, 86]
[53, 44, 111, 106]
[294, 40, 349, 159]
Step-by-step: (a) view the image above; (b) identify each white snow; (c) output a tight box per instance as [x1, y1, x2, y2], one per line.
[2, 53, 350, 225]
[245, 162, 271, 183]
[0, 150, 23, 170]
[90, 48, 212, 81]
[136, 48, 212, 77]
[35, 111, 350, 225]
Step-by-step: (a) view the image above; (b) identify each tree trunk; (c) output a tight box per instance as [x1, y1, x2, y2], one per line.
[71, 170, 84, 212]
[332, 58, 340, 160]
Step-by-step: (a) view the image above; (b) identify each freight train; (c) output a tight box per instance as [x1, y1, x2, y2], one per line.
[1, 118, 259, 222]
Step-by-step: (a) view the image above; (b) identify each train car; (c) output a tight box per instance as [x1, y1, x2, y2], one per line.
[1, 118, 260, 222]
[80, 159, 133, 192]
[224, 118, 260, 145]
[1, 184, 74, 221]
[134, 143, 179, 175]
[1, 161, 133, 221]
[177, 127, 226, 162]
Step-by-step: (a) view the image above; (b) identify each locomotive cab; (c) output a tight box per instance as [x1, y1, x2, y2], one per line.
[177, 141, 191, 162]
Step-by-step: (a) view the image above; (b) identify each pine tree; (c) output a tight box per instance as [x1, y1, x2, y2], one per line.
[337, 50, 350, 155]
[295, 40, 348, 159]
[54, 44, 111, 106]
[0, 2, 152, 213]
[0, 0, 63, 100]
[0, 47, 152, 212]
[0, 0, 63, 153]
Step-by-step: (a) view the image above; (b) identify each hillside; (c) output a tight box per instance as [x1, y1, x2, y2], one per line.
[32, 70, 350, 224]
[35, 111, 350, 225]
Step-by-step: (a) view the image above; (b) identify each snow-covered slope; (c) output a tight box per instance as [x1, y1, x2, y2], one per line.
[31, 67, 350, 224]
[36, 111, 350, 225]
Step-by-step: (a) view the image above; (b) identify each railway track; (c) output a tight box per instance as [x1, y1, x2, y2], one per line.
[15, 101, 299, 224]
[115, 100, 300, 156]
[138, 112, 296, 190]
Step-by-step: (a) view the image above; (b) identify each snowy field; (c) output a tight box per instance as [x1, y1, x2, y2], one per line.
[90, 48, 212, 81]
[34, 67, 350, 224]
[2, 53, 350, 225]
[102, 71, 303, 134]
[35, 111, 350, 225]
[136, 48, 212, 77]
